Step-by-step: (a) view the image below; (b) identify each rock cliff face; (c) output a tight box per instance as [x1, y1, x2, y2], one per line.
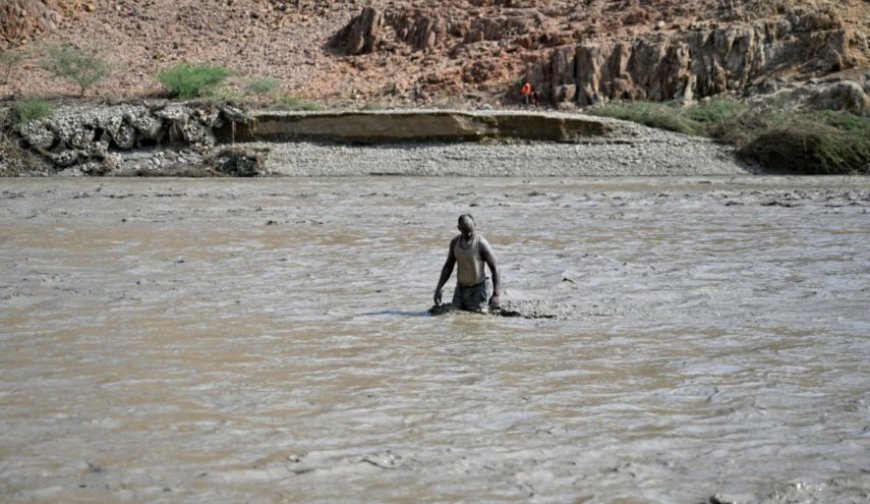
[535, 10, 851, 106]
[331, 2, 865, 106]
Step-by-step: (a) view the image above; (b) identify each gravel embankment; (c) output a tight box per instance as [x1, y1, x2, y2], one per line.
[254, 125, 756, 177]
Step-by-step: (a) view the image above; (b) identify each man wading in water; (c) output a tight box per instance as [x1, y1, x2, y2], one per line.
[434, 214, 501, 313]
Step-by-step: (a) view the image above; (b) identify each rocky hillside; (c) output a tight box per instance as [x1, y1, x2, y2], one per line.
[1, 0, 869, 107]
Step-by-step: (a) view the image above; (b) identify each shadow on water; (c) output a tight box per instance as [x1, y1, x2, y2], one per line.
[359, 304, 555, 319]
[359, 309, 434, 317]
[360, 304, 485, 318]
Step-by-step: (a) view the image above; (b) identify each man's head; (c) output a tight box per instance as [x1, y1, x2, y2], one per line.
[457, 213, 475, 238]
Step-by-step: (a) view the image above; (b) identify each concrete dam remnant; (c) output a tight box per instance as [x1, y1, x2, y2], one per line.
[220, 110, 623, 144]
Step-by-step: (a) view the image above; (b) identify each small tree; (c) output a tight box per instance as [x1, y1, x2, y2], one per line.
[41, 44, 111, 97]
[0, 48, 25, 86]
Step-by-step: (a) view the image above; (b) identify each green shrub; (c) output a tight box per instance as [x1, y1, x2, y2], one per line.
[591, 98, 748, 137]
[588, 98, 870, 174]
[590, 101, 698, 135]
[41, 44, 110, 96]
[245, 77, 281, 97]
[808, 109, 870, 135]
[685, 97, 748, 125]
[11, 99, 54, 125]
[739, 115, 870, 175]
[157, 63, 232, 99]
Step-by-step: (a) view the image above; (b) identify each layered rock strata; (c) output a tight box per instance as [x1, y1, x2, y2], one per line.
[533, 10, 852, 106]
[332, 3, 866, 106]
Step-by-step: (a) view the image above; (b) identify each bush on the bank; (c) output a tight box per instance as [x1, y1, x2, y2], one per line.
[685, 97, 748, 125]
[157, 63, 232, 99]
[739, 113, 870, 175]
[11, 99, 54, 125]
[589, 101, 698, 135]
[591, 98, 870, 174]
[590, 98, 748, 137]
[245, 77, 281, 97]
[41, 44, 110, 96]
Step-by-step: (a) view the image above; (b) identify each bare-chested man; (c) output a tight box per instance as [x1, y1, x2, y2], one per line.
[434, 214, 501, 312]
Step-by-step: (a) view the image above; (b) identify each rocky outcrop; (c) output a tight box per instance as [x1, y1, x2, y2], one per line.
[331, 5, 544, 55]
[8, 102, 244, 174]
[811, 80, 870, 115]
[530, 10, 853, 106]
[327, 2, 868, 108]
[331, 7, 385, 55]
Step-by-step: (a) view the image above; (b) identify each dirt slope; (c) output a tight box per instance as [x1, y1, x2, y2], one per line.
[1, 0, 868, 107]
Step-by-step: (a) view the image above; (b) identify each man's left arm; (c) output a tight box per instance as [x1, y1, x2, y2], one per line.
[480, 238, 500, 309]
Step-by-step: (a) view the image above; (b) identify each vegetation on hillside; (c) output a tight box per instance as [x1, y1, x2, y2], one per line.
[10, 98, 54, 125]
[157, 64, 233, 99]
[590, 99, 870, 175]
[41, 44, 111, 97]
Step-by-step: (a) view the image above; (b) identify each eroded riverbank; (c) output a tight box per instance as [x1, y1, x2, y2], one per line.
[2, 106, 755, 177]
[1, 176, 869, 503]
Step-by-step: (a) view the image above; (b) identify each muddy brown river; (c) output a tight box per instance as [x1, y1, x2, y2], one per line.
[1, 176, 869, 503]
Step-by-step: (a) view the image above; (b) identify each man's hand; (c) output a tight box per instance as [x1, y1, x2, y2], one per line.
[489, 293, 500, 310]
[434, 289, 443, 306]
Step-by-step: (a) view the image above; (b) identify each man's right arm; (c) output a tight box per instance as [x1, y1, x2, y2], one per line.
[434, 239, 457, 305]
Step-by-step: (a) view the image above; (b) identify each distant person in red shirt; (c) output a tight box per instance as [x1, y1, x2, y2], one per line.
[520, 82, 532, 106]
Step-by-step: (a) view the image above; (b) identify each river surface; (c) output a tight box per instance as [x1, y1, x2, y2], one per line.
[1, 176, 869, 503]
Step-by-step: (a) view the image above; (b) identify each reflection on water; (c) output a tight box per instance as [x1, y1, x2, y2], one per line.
[1, 177, 869, 503]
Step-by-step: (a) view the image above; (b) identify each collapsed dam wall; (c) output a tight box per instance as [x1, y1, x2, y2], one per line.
[0, 103, 631, 176]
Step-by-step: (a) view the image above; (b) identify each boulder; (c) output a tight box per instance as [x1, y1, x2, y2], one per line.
[104, 116, 137, 149]
[812, 81, 869, 115]
[19, 121, 56, 151]
[128, 111, 164, 143]
[331, 7, 384, 55]
[208, 147, 266, 177]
